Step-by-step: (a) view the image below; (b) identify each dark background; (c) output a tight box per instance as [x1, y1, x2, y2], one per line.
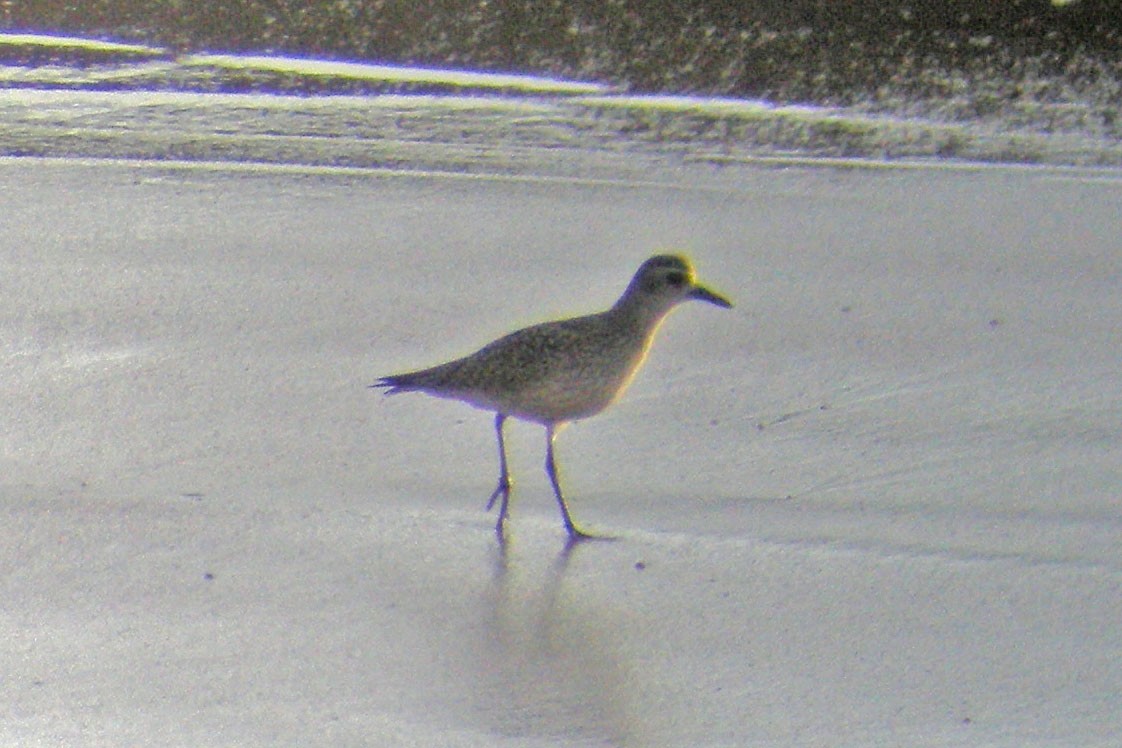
[4, 1, 1120, 104]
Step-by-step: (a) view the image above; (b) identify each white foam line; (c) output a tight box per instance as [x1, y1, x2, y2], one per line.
[0, 86, 561, 115]
[693, 151, 1122, 180]
[575, 93, 835, 118]
[181, 53, 610, 95]
[0, 154, 757, 194]
[6, 150, 1122, 190]
[0, 31, 165, 55]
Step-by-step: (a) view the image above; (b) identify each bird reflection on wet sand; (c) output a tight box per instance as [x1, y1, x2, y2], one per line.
[475, 534, 634, 743]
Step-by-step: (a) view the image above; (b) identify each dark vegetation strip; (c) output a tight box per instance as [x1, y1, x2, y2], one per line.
[3, 1, 1119, 105]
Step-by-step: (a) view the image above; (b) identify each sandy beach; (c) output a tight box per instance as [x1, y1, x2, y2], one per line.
[2, 154, 1120, 746]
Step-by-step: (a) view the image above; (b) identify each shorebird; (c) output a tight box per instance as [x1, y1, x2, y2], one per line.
[373, 254, 732, 539]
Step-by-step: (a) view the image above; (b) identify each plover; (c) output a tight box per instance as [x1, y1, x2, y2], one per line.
[373, 254, 732, 539]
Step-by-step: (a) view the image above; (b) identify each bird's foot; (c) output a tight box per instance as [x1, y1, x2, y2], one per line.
[485, 477, 511, 512]
[565, 523, 614, 543]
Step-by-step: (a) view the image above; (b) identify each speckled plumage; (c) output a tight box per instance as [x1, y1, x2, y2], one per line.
[373, 254, 732, 539]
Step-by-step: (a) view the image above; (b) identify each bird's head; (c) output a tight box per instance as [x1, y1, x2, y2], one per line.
[617, 254, 733, 318]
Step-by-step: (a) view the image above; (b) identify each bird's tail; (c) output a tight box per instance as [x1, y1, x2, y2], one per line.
[370, 372, 428, 395]
[370, 376, 404, 394]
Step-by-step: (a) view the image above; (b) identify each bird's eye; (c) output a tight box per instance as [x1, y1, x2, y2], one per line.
[666, 271, 686, 287]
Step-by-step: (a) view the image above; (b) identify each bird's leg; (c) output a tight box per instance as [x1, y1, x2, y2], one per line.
[485, 413, 512, 534]
[545, 424, 594, 540]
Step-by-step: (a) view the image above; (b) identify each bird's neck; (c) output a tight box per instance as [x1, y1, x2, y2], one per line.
[608, 294, 676, 339]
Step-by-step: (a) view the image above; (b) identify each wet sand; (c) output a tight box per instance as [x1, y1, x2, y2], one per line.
[2, 157, 1120, 746]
